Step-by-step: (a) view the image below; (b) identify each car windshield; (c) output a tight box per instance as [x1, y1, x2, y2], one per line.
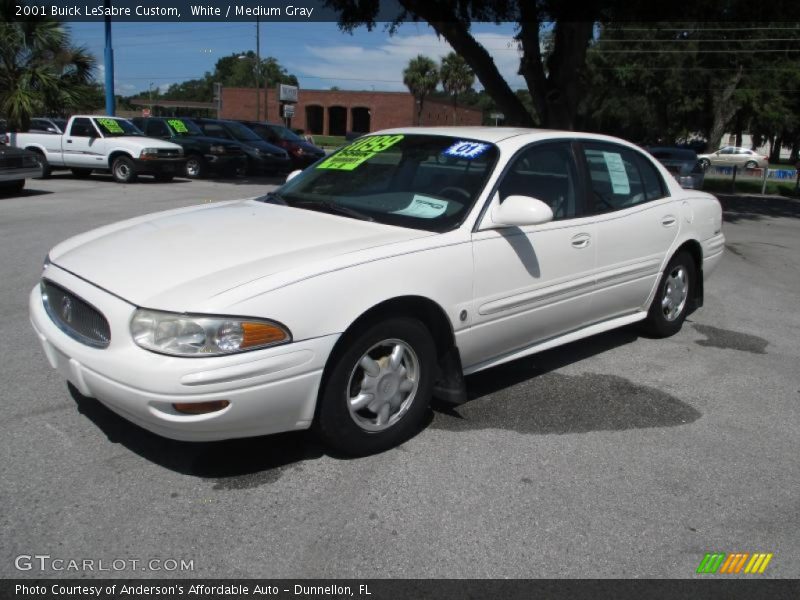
[259, 134, 499, 232]
[225, 121, 261, 142]
[93, 117, 142, 137]
[165, 118, 204, 136]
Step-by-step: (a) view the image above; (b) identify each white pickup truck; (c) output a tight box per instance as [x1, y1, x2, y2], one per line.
[10, 115, 185, 183]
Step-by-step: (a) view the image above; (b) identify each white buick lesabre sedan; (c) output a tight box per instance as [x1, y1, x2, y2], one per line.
[30, 127, 725, 455]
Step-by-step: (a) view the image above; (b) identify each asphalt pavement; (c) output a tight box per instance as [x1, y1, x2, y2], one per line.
[1, 174, 798, 579]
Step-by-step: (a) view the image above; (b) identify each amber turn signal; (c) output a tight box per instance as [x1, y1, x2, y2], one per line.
[173, 400, 230, 415]
[240, 322, 288, 349]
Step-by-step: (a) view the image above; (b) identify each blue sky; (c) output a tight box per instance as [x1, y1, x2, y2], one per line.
[66, 21, 525, 96]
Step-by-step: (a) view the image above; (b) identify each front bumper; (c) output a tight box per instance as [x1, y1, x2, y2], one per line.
[132, 157, 186, 176]
[29, 265, 338, 441]
[247, 153, 292, 173]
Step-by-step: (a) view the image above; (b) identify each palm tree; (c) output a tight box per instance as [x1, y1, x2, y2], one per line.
[403, 55, 439, 125]
[0, 5, 96, 130]
[440, 53, 475, 125]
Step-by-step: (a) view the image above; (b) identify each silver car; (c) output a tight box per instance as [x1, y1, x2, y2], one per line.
[697, 146, 768, 171]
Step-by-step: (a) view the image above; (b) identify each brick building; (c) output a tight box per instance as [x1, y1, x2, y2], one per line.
[219, 87, 483, 134]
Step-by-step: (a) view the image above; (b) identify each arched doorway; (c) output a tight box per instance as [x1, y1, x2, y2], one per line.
[328, 106, 346, 136]
[305, 105, 323, 135]
[351, 107, 370, 134]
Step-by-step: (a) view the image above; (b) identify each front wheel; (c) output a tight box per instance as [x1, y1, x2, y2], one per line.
[314, 317, 436, 456]
[184, 155, 206, 178]
[744, 160, 757, 169]
[642, 251, 695, 338]
[111, 156, 137, 183]
[698, 158, 710, 172]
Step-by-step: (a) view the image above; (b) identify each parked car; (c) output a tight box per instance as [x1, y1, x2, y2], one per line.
[190, 118, 290, 175]
[9, 115, 185, 183]
[131, 117, 246, 179]
[697, 146, 768, 171]
[30, 127, 724, 455]
[238, 121, 325, 170]
[0, 144, 42, 195]
[29, 117, 68, 135]
[645, 146, 705, 189]
[0, 119, 9, 145]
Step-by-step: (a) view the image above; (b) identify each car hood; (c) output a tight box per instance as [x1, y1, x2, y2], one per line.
[49, 199, 432, 310]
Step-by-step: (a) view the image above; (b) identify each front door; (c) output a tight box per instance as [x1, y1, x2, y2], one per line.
[65, 118, 105, 169]
[463, 141, 597, 370]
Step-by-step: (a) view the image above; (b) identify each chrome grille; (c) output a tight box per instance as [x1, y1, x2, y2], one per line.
[41, 280, 110, 348]
[156, 149, 182, 158]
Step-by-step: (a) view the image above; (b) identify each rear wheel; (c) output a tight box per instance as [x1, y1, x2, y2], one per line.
[698, 158, 710, 172]
[744, 160, 757, 169]
[71, 168, 92, 178]
[32, 150, 51, 179]
[643, 251, 695, 338]
[184, 155, 206, 178]
[314, 317, 436, 456]
[111, 156, 137, 183]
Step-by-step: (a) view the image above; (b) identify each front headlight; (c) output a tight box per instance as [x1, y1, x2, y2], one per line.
[139, 147, 161, 159]
[209, 145, 227, 154]
[130, 309, 291, 357]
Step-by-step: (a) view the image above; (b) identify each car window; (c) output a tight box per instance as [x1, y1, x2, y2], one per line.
[69, 118, 97, 138]
[583, 142, 666, 213]
[498, 142, 579, 220]
[145, 120, 170, 137]
[201, 123, 231, 140]
[270, 134, 499, 232]
[719, 147, 735, 155]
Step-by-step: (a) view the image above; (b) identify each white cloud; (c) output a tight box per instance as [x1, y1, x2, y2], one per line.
[288, 31, 524, 92]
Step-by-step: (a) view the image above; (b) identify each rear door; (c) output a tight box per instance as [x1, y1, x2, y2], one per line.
[580, 141, 680, 319]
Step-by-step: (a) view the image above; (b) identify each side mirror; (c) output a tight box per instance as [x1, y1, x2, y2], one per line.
[285, 169, 302, 183]
[489, 194, 553, 228]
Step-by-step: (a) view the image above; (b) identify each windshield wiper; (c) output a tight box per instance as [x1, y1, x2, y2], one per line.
[257, 191, 288, 205]
[290, 199, 374, 222]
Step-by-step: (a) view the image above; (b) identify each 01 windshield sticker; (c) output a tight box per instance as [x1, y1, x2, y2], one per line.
[392, 195, 448, 218]
[167, 119, 189, 133]
[443, 140, 490, 159]
[602, 151, 630, 195]
[317, 134, 404, 171]
[96, 118, 124, 134]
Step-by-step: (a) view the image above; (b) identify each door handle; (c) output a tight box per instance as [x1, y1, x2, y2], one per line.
[571, 233, 591, 249]
[66, 139, 73, 144]
[661, 216, 677, 227]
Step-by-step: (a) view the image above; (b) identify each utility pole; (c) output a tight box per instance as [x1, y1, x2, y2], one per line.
[103, 0, 115, 115]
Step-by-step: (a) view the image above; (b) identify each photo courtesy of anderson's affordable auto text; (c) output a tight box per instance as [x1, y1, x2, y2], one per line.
[2, 0, 799, 598]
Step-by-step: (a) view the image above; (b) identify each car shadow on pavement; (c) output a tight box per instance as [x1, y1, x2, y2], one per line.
[0, 188, 52, 199]
[430, 325, 702, 435]
[68, 384, 324, 487]
[717, 193, 800, 223]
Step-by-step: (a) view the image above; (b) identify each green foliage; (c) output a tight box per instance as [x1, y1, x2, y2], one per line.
[403, 55, 440, 121]
[0, 4, 96, 129]
[157, 52, 298, 102]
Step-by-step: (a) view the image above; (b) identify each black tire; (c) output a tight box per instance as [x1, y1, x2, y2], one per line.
[32, 150, 51, 179]
[71, 168, 92, 178]
[698, 158, 710, 172]
[154, 173, 174, 182]
[642, 251, 696, 338]
[744, 160, 757, 169]
[0, 179, 25, 195]
[184, 155, 206, 178]
[111, 156, 137, 183]
[314, 317, 436, 456]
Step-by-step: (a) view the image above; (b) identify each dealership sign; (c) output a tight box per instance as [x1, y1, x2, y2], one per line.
[279, 84, 298, 103]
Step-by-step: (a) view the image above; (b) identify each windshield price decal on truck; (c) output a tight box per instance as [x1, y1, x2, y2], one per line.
[167, 119, 188, 133]
[96, 118, 124, 134]
[317, 135, 404, 171]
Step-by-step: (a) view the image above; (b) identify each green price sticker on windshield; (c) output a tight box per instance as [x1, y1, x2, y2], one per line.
[317, 134, 404, 171]
[167, 119, 188, 133]
[96, 118, 124, 134]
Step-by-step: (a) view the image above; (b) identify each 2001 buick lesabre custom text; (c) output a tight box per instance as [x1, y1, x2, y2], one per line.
[30, 128, 724, 454]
